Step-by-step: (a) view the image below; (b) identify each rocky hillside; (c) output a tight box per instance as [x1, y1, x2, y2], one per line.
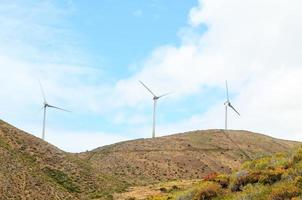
[83, 130, 300, 186]
[143, 146, 302, 200]
[0, 119, 300, 199]
[0, 120, 127, 200]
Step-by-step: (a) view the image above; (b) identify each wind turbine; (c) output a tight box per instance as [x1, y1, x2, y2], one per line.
[224, 80, 240, 130]
[39, 81, 70, 140]
[139, 80, 169, 138]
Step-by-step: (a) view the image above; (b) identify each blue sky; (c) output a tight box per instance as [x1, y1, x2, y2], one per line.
[1, 0, 302, 152]
[68, 0, 198, 78]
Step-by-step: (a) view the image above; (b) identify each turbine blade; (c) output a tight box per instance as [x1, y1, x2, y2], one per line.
[158, 92, 171, 99]
[139, 80, 156, 97]
[47, 105, 70, 112]
[38, 80, 47, 103]
[228, 103, 240, 116]
[225, 80, 229, 101]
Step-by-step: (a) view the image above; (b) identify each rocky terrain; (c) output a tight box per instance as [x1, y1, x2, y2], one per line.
[142, 146, 302, 200]
[0, 119, 300, 199]
[0, 120, 127, 200]
[84, 129, 300, 186]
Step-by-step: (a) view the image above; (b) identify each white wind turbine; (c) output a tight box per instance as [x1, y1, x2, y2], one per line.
[224, 80, 240, 130]
[139, 80, 169, 138]
[39, 81, 70, 140]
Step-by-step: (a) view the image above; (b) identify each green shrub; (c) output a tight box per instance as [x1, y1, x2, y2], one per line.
[254, 157, 272, 170]
[42, 167, 80, 193]
[235, 183, 271, 200]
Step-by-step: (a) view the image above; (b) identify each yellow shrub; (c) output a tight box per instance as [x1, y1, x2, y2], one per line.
[193, 182, 221, 200]
[269, 182, 300, 200]
[204, 173, 230, 188]
[292, 147, 302, 164]
[294, 176, 302, 189]
[229, 170, 261, 191]
[235, 183, 271, 200]
[259, 169, 284, 185]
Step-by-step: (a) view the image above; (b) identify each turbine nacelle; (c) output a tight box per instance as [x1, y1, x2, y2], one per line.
[224, 80, 240, 130]
[224, 101, 230, 106]
[153, 96, 159, 100]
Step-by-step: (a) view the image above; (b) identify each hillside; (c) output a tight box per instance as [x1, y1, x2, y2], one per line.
[83, 130, 300, 186]
[141, 146, 302, 200]
[0, 120, 127, 200]
[0, 119, 300, 200]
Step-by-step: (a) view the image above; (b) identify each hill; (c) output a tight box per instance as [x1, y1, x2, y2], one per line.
[83, 129, 300, 187]
[0, 119, 300, 199]
[141, 146, 302, 200]
[0, 120, 128, 200]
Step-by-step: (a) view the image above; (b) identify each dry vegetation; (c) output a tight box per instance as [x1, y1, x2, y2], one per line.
[0, 119, 300, 199]
[84, 129, 299, 186]
[144, 147, 302, 200]
[0, 120, 128, 200]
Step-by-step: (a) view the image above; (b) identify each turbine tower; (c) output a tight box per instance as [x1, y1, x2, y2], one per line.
[39, 81, 70, 140]
[139, 80, 169, 138]
[224, 80, 240, 130]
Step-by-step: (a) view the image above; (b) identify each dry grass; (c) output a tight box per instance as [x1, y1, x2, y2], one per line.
[86, 129, 299, 186]
[0, 119, 300, 200]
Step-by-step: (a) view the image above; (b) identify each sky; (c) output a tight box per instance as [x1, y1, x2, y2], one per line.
[1, 0, 302, 152]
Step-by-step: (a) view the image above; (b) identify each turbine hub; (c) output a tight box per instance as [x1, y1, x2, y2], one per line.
[224, 101, 230, 106]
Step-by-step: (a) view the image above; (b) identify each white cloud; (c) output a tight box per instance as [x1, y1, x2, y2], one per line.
[46, 129, 129, 153]
[0, 1, 108, 115]
[109, 0, 302, 141]
[1, 0, 302, 152]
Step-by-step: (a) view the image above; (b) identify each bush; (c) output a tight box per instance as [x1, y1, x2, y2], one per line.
[42, 167, 80, 193]
[235, 183, 271, 200]
[294, 176, 302, 189]
[174, 190, 196, 200]
[269, 182, 300, 200]
[259, 169, 283, 185]
[160, 187, 168, 193]
[292, 147, 302, 164]
[282, 161, 302, 181]
[205, 173, 230, 188]
[230, 170, 261, 192]
[215, 174, 230, 188]
[241, 153, 290, 171]
[193, 182, 221, 200]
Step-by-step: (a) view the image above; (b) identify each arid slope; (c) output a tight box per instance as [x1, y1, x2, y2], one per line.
[0, 120, 127, 200]
[84, 130, 300, 186]
[0, 119, 300, 199]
